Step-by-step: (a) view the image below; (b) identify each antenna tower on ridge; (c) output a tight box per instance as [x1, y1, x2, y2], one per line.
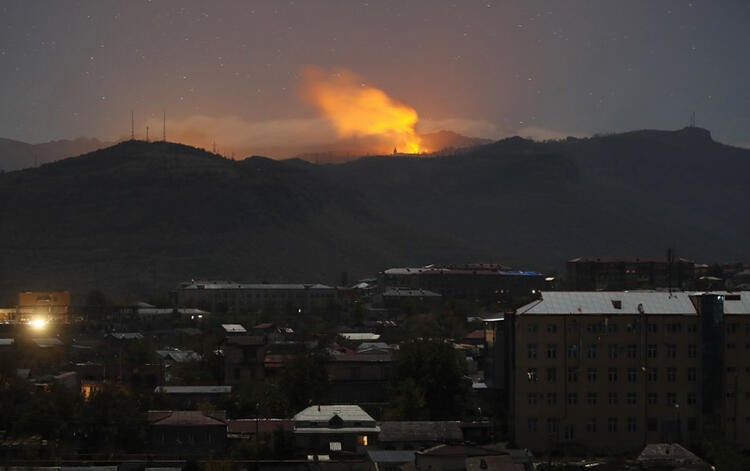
[690, 111, 696, 128]
[162, 111, 166, 141]
[146, 125, 150, 142]
[131, 110, 135, 140]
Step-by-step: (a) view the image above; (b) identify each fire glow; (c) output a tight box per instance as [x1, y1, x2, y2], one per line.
[300, 66, 424, 154]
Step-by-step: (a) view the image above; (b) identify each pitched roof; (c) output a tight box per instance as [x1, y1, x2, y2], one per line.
[378, 421, 463, 443]
[227, 418, 293, 434]
[517, 291, 697, 315]
[148, 410, 226, 426]
[154, 385, 231, 394]
[294, 404, 375, 423]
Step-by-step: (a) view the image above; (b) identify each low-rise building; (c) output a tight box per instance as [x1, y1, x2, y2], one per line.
[148, 410, 227, 455]
[293, 404, 380, 455]
[177, 280, 337, 314]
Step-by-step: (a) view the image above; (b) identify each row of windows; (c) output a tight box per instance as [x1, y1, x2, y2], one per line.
[526, 322, 698, 334]
[528, 321, 750, 335]
[526, 417, 699, 435]
[526, 367, 697, 383]
[526, 343, 700, 360]
[527, 391, 697, 406]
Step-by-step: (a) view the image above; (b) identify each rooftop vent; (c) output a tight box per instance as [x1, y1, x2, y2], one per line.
[611, 300, 622, 309]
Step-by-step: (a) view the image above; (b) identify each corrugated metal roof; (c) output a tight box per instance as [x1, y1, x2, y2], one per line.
[517, 291, 697, 315]
[382, 288, 442, 298]
[221, 324, 247, 333]
[183, 282, 334, 290]
[154, 385, 231, 394]
[294, 404, 375, 423]
[149, 410, 226, 426]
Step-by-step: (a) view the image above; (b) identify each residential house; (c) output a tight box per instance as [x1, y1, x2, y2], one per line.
[293, 405, 380, 455]
[148, 410, 227, 455]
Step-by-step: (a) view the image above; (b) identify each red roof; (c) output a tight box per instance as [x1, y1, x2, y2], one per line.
[228, 419, 293, 434]
[149, 410, 226, 426]
[463, 330, 485, 340]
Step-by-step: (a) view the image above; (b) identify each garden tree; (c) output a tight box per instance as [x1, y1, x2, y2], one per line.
[382, 377, 428, 420]
[280, 345, 330, 412]
[698, 438, 750, 471]
[228, 379, 290, 419]
[75, 382, 147, 455]
[387, 338, 470, 420]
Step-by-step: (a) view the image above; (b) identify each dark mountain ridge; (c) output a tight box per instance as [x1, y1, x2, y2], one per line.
[0, 127, 747, 300]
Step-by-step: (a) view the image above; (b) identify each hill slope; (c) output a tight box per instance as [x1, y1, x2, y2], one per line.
[0, 127, 747, 300]
[0, 140, 485, 300]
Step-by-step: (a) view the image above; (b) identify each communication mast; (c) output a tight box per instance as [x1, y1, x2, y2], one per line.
[162, 111, 166, 141]
[131, 110, 135, 140]
[146, 125, 150, 142]
[690, 112, 696, 128]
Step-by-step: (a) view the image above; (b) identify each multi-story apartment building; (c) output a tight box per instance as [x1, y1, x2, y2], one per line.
[492, 291, 750, 454]
[176, 280, 337, 314]
[567, 257, 695, 291]
[380, 264, 546, 305]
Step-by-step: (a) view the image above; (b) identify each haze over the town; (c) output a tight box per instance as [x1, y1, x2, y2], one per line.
[1, 0, 748, 157]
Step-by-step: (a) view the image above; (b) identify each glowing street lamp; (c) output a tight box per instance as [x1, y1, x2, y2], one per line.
[29, 317, 48, 331]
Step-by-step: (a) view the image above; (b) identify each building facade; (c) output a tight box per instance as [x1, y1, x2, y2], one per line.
[567, 257, 695, 291]
[503, 291, 750, 454]
[176, 280, 337, 314]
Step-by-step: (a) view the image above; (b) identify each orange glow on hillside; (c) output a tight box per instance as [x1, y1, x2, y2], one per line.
[301, 67, 424, 154]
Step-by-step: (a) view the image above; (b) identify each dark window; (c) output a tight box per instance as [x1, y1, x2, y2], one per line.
[546, 368, 557, 382]
[527, 344, 537, 359]
[627, 392, 637, 405]
[587, 368, 597, 383]
[567, 344, 578, 359]
[648, 392, 658, 405]
[547, 324, 557, 333]
[568, 393, 577, 405]
[546, 392, 557, 405]
[667, 344, 677, 358]
[608, 392, 618, 405]
[608, 344, 618, 359]
[688, 368, 696, 381]
[667, 392, 678, 406]
[547, 418, 558, 434]
[586, 418, 597, 433]
[627, 344, 637, 358]
[647, 344, 657, 358]
[608, 367, 618, 383]
[647, 417, 658, 432]
[627, 417, 637, 433]
[687, 392, 697, 405]
[587, 344, 598, 359]
[608, 417, 618, 433]
[667, 367, 677, 382]
[567, 368, 578, 383]
[587, 392, 597, 405]
[647, 368, 658, 382]
[627, 368, 637, 383]
[547, 344, 557, 359]
[528, 393, 537, 405]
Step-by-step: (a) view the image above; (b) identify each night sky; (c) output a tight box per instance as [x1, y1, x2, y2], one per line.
[1, 0, 748, 156]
